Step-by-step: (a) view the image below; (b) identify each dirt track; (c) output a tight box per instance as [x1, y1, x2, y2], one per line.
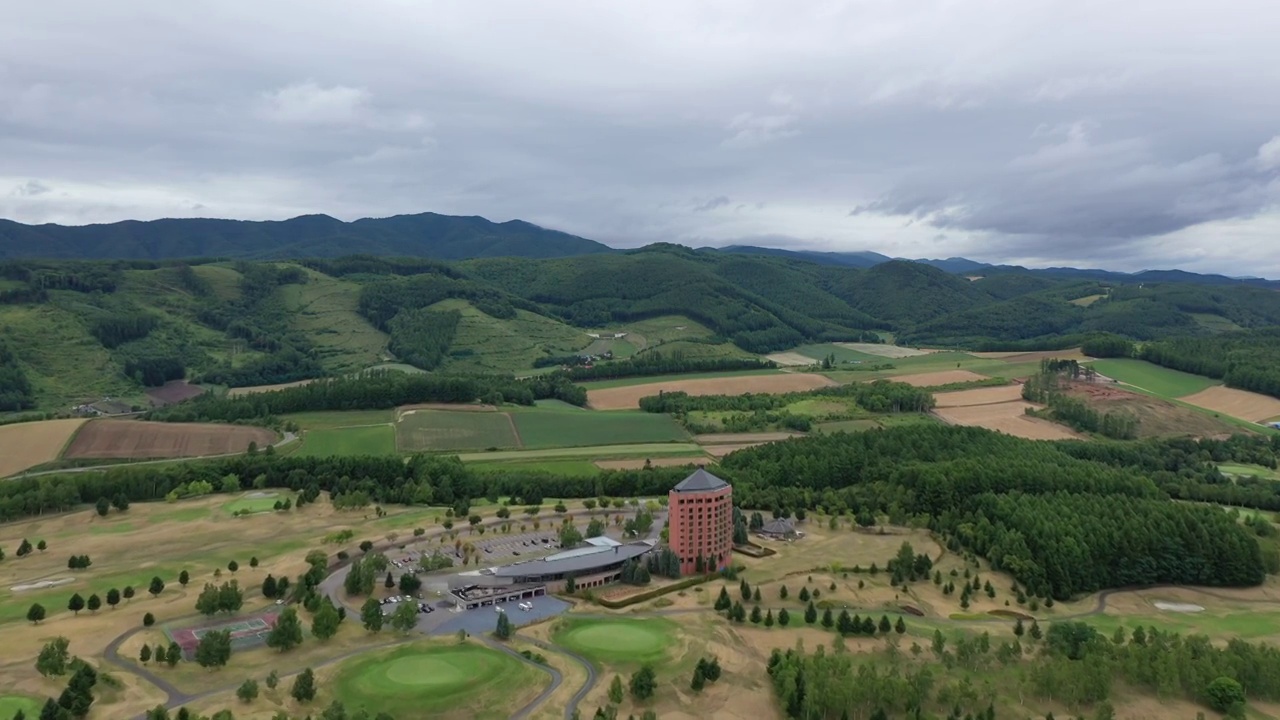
[586, 374, 836, 410]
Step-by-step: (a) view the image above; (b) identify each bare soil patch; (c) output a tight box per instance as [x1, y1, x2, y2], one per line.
[694, 432, 804, 444]
[892, 370, 990, 387]
[834, 342, 935, 358]
[64, 420, 278, 459]
[144, 380, 206, 406]
[932, 385, 1022, 408]
[226, 379, 316, 397]
[594, 457, 708, 470]
[1182, 386, 1280, 422]
[0, 418, 88, 477]
[936, 402, 1079, 440]
[587, 373, 837, 410]
[1065, 382, 1242, 438]
[765, 351, 818, 366]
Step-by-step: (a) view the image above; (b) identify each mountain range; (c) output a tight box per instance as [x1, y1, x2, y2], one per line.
[1, 212, 1276, 288]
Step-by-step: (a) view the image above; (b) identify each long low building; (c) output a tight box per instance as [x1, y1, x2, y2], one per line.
[446, 540, 656, 609]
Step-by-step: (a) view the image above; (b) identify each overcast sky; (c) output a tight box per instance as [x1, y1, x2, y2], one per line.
[3, 1, 1279, 275]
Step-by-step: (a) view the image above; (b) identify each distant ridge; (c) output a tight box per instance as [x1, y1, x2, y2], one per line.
[0, 212, 612, 261]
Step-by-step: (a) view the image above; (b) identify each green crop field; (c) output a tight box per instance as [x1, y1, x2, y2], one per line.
[1087, 358, 1219, 398]
[511, 408, 688, 448]
[454, 443, 705, 462]
[280, 268, 388, 373]
[297, 426, 397, 456]
[553, 617, 677, 665]
[578, 368, 783, 390]
[330, 643, 542, 718]
[281, 409, 394, 430]
[396, 409, 520, 451]
[466, 459, 601, 475]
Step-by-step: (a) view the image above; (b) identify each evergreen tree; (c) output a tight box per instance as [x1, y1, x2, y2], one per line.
[878, 615, 892, 634]
[139, 645, 152, 664]
[86, 594, 101, 613]
[495, 611, 513, 640]
[778, 608, 791, 626]
[805, 601, 817, 624]
[236, 678, 259, 703]
[765, 609, 775, 627]
[895, 616, 907, 634]
[714, 586, 731, 612]
[105, 588, 120, 609]
[165, 642, 182, 667]
[195, 629, 233, 669]
[629, 665, 656, 701]
[750, 605, 763, 624]
[360, 597, 384, 633]
[608, 675, 624, 704]
[178, 570, 190, 587]
[290, 668, 316, 703]
[27, 603, 45, 625]
[148, 577, 165, 597]
[266, 608, 303, 651]
[311, 600, 341, 641]
[821, 607, 834, 629]
[67, 593, 84, 616]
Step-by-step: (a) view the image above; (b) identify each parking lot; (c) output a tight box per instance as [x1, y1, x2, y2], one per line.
[426, 595, 572, 637]
[386, 529, 563, 570]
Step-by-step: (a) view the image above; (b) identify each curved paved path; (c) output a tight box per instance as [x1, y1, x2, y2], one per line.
[481, 636, 564, 720]
[515, 635, 598, 720]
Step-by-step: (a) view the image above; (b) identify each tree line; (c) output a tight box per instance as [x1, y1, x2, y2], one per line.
[1141, 329, 1280, 400]
[639, 379, 935, 415]
[0, 341, 36, 411]
[144, 370, 587, 424]
[556, 350, 775, 381]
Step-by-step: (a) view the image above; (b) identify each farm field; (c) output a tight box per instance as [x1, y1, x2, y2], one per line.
[575, 368, 783, 391]
[892, 369, 992, 387]
[144, 380, 206, 406]
[62, 420, 278, 460]
[0, 418, 87, 477]
[1086, 358, 1220, 398]
[933, 387, 1078, 440]
[396, 408, 520, 451]
[1067, 382, 1244, 439]
[283, 409, 395, 430]
[931, 384, 1022, 407]
[511, 408, 688, 448]
[586, 372, 836, 410]
[469, 459, 603, 475]
[453, 442, 706, 462]
[227, 379, 317, 397]
[297, 425, 396, 457]
[593, 456, 707, 470]
[833, 342, 935, 358]
[1182, 386, 1280, 423]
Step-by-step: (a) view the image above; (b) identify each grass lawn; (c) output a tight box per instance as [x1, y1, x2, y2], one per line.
[1219, 463, 1280, 480]
[510, 408, 689, 449]
[1086, 358, 1219, 398]
[396, 410, 519, 452]
[330, 642, 543, 719]
[222, 491, 290, 515]
[552, 617, 678, 666]
[0, 695, 42, 719]
[297, 426, 397, 456]
[281, 409, 394, 430]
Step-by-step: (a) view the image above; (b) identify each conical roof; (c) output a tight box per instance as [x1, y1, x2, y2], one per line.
[672, 468, 729, 493]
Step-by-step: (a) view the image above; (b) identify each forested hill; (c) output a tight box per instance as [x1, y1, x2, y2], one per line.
[0, 213, 611, 261]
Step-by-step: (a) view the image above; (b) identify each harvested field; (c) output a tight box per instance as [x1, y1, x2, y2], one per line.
[145, 380, 206, 406]
[63, 420, 278, 459]
[764, 351, 818, 366]
[226, 379, 316, 397]
[586, 373, 836, 410]
[892, 370, 990, 387]
[935, 402, 1079, 440]
[1182, 386, 1280, 423]
[970, 348, 1085, 363]
[1066, 382, 1242, 438]
[834, 342, 934, 358]
[694, 432, 804, 444]
[0, 418, 88, 477]
[932, 384, 1022, 408]
[594, 457, 708, 470]
[396, 403, 497, 419]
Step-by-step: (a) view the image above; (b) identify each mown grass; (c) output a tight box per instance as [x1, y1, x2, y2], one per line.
[281, 409, 394, 430]
[1219, 463, 1280, 480]
[396, 409, 520, 452]
[1087, 358, 1219, 398]
[296, 426, 397, 456]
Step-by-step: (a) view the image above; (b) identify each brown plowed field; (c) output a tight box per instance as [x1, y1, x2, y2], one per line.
[586, 373, 837, 410]
[145, 380, 205, 406]
[892, 370, 990, 387]
[594, 457, 709, 470]
[1181, 386, 1280, 423]
[0, 419, 88, 477]
[63, 420, 278, 459]
[933, 385, 1022, 408]
[935, 402, 1079, 440]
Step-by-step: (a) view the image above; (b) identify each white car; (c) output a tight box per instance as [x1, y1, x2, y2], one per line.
[495, 606, 504, 613]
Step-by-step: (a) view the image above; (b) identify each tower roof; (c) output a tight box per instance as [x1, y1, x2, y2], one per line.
[672, 468, 729, 493]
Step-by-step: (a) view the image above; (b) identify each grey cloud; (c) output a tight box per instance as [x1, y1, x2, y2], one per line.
[12, 180, 50, 196]
[1, 1, 1279, 276]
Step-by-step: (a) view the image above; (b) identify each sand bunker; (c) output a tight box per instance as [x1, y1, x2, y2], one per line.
[12, 578, 74, 592]
[835, 343, 935, 358]
[1153, 601, 1205, 613]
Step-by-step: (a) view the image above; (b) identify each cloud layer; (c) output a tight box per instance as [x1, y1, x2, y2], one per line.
[1, 1, 1278, 275]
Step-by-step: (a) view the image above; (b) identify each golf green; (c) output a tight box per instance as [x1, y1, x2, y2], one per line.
[554, 617, 676, 664]
[0, 695, 42, 718]
[332, 644, 540, 717]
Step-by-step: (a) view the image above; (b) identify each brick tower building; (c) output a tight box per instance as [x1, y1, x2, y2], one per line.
[667, 468, 733, 575]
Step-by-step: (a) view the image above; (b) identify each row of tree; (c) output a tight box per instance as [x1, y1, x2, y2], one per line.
[638, 379, 936, 415]
[1140, 329, 1280, 400]
[558, 350, 775, 382]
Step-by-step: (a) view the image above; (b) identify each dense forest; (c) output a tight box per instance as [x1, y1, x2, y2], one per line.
[4, 426, 1271, 602]
[0, 342, 36, 410]
[1140, 328, 1280, 400]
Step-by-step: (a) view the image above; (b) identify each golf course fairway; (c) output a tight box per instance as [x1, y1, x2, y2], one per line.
[554, 617, 677, 664]
[331, 643, 542, 718]
[0, 695, 42, 719]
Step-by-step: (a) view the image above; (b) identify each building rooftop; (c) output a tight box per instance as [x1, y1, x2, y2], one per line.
[672, 468, 730, 493]
[585, 536, 621, 547]
[490, 541, 654, 579]
[759, 518, 797, 536]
